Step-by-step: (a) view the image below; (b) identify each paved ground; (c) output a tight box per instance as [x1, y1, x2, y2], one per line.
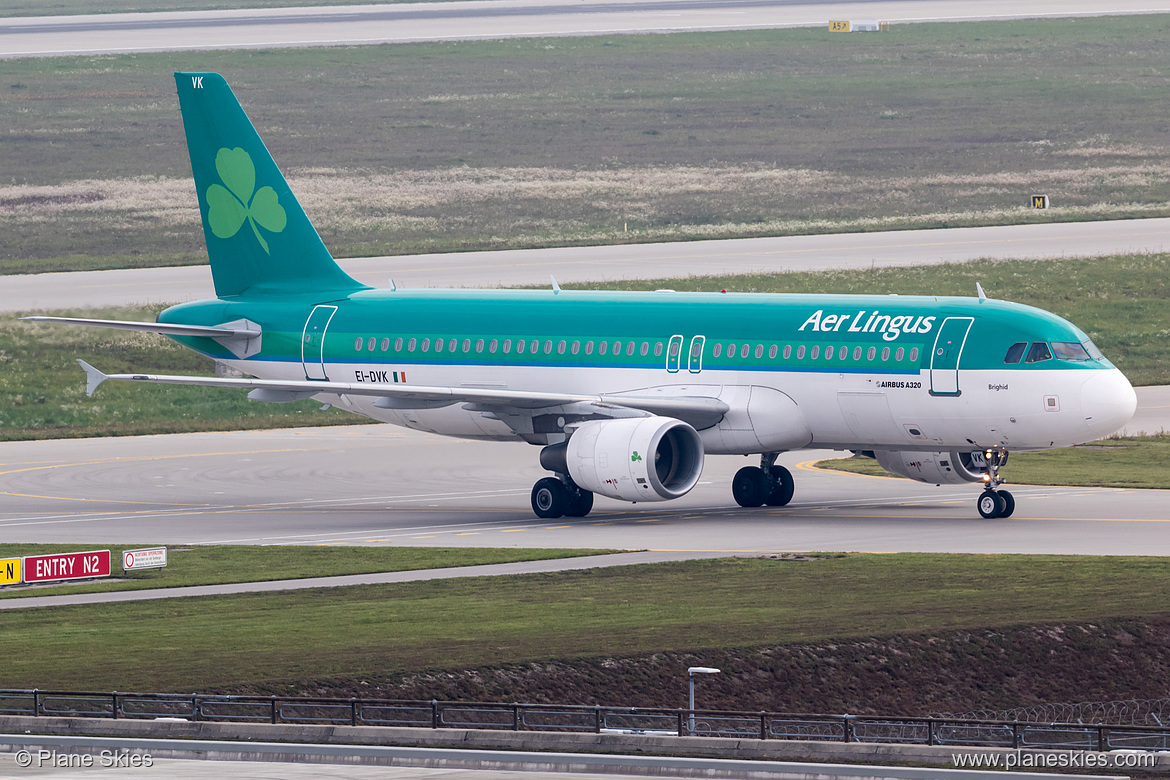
[2, 385, 1167, 558]
[6, 218, 1170, 313]
[0, 739, 1126, 780]
[5, 0, 1170, 58]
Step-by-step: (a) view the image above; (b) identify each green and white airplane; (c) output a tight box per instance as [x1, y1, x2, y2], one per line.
[28, 73, 1138, 520]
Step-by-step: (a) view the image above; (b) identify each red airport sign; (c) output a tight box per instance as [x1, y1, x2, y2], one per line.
[23, 550, 111, 583]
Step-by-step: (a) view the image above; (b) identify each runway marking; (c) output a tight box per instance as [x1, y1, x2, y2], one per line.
[456, 532, 481, 536]
[410, 535, 435, 539]
[795, 458, 899, 481]
[544, 525, 570, 530]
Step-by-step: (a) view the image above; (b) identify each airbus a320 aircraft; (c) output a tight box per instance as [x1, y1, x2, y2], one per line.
[27, 73, 1137, 520]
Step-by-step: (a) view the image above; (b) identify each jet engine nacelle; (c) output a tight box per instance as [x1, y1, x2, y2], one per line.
[874, 450, 988, 485]
[542, 417, 704, 502]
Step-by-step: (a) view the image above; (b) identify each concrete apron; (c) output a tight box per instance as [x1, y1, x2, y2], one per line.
[0, 715, 1155, 778]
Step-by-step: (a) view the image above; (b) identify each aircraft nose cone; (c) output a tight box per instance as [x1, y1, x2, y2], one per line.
[1081, 369, 1137, 437]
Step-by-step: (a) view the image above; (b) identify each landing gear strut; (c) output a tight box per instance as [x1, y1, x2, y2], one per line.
[976, 448, 1014, 519]
[732, 453, 794, 508]
[531, 475, 593, 519]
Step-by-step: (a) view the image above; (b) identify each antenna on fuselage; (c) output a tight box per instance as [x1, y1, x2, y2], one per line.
[551, 275, 561, 295]
[976, 282, 987, 301]
[388, 279, 397, 291]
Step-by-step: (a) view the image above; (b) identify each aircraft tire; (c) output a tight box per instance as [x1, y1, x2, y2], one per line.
[732, 466, 770, 508]
[765, 465, 795, 506]
[977, 490, 1005, 519]
[997, 489, 1015, 518]
[564, 489, 594, 518]
[532, 477, 567, 519]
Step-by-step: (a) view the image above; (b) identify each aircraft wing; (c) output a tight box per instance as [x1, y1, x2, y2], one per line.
[76, 361, 729, 428]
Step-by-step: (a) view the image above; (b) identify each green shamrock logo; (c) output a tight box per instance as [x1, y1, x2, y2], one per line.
[631, 451, 643, 463]
[205, 147, 287, 254]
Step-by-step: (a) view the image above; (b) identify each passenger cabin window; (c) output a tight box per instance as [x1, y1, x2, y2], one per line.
[1025, 342, 1053, 363]
[1004, 342, 1027, 364]
[1051, 341, 1091, 361]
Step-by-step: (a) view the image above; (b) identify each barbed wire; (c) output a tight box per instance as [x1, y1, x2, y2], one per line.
[938, 698, 1170, 726]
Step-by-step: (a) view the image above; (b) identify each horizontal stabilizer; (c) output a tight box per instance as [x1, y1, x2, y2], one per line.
[26, 316, 263, 359]
[22, 317, 260, 340]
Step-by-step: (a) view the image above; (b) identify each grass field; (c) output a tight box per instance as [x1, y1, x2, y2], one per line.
[7, 251, 1167, 442]
[6, 553, 1170, 692]
[817, 434, 1170, 489]
[0, 545, 611, 600]
[5, 17, 1170, 273]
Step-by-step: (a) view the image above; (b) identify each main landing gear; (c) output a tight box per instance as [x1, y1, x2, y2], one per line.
[531, 476, 594, 519]
[732, 452, 795, 508]
[976, 448, 1014, 519]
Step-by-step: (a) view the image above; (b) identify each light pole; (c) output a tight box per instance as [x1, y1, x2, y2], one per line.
[687, 666, 720, 735]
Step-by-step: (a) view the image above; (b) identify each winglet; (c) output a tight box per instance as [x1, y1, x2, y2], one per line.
[976, 282, 987, 300]
[77, 359, 108, 397]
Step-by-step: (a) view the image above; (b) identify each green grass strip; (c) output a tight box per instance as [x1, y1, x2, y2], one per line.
[6, 554, 1170, 692]
[0, 545, 613, 600]
[8, 17, 1170, 271]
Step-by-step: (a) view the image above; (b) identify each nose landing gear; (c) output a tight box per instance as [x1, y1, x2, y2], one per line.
[976, 448, 1014, 519]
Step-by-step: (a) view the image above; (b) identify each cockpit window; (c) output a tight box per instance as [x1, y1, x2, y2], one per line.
[1025, 341, 1053, 363]
[1083, 339, 1106, 361]
[1051, 341, 1091, 361]
[1003, 342, 1027, 364]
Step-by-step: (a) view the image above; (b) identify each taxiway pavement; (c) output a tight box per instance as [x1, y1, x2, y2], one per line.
[5, 0, 1170, 58]
[2, 396, 1167, 556]
[6, 218, 1170, 313]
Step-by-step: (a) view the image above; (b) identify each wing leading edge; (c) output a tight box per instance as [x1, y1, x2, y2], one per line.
[75, 361, 730, 429]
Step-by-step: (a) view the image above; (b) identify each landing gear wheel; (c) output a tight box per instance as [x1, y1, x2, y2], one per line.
[765, 465, 795, 507]
[532, 477, 567, 519]
[564, 489, 594, 518]
[996, 490, 1015, 519]
[977, 490, 1006, 519]
[732, 466, 771, 508]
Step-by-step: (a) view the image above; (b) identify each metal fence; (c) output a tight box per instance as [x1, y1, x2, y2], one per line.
[4, 689, 1170, 751]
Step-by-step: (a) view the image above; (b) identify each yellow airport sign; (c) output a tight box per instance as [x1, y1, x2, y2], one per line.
[829, 20, 851, 32]
[1, 557, 21, 585]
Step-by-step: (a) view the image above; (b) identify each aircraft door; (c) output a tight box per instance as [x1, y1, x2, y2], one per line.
[302, 304, 338, 380]
[666, 334, 683, 373]
[688, 335, 706, 373]
[929, 316, 974, 396]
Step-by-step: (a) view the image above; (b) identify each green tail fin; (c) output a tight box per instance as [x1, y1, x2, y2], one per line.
[175, 72, 369, 298]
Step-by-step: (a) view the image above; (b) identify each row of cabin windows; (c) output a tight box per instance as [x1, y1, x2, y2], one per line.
[1003, 341, 1096, 365]
[352, 336, 920, 365]
[715, 342, 918, 363]
[354, 336, 663, 357]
